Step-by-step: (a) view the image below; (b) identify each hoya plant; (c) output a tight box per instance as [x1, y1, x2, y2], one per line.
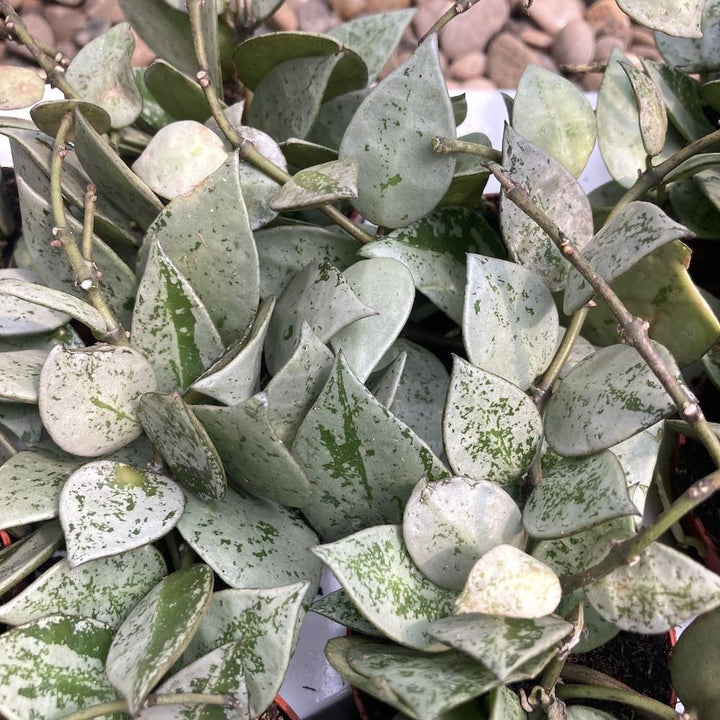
[1, 0, 720, 718]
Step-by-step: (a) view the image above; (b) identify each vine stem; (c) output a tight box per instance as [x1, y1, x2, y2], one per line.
[418, 0, 482, 44]
[431, 136, 502, 163]
[556, 685, 684, 720]
[81, 184, 97, 263]
[186, 0, 375, 245]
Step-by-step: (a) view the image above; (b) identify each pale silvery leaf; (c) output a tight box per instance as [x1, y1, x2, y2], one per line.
[0, 349, 45, 403]
[311, 590, 384, 637]
[0, 269, 69, 336]
[0, 66, 44, 111]
[60, 460, 184, 567]
[616, 0, 702, 37]
[270, 159, 358, 210]
[489, 687, 527, 720]
[654, 0, 720, 72]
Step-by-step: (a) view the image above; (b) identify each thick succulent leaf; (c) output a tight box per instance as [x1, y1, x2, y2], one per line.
[403, 476, 524, 591]
[440, 132, 492, 207]
[0, 521, 63, 596]
[512, 65, 596, 178]
[66, 23, 141, 128]
[264, 321, 334, 445]
[60, 460, 184, 567]
[464, 254, 558, 390]
[132, 239, 224, 393]
[454, 545, 561, 618]
[0, 269, 69, 336]
[310, 589, 384, 637]
[0, 349, 45, 403]
[369, 350, 406, 409]
[567, 709, 617, 720]
[617, 60, 667, 158]
[579, 241, 719, 367]
[328, 9, 416, 80]
[489, 687, 527, 720]
[133, 67, 174, 132]
[0, 323, 83, 354]
[0, 615, 119, 720]
[543, 343, 678, 456]
[704, 344, 720, 391]
[255, 224, 360, 299]
[616, 0, 702, 37]
[280, 138, 338, 169]
[39, 344, 157, 456]
[308, 89, 370, 150]
[144, 60, 211, 122]
[428, 613, 571, 681]
[0, 545, 166, 628]
[181, 583, 308, 719]
[29, 97, 110, 141]
[586, 536, 720, 633]
[107, 565, 214, 713]
[176, 487, 320, 593]
[358, 207, 503, 324]
[500, 125, 593, 291]
[270, 159, 358, 210]
[140, 152, 259, 345]
[0, 403, 43, 446]
[192, 395, 313, 507]
[0, 66, 44, 111]
[74, 111, 164, 230]
[339, 35, 455, 228]
[313, 525, 456, 651]
[293, 354, 449, 540]
[251, 0, 284, 23]
[444, 356, 543, 485]
[191, 297, 275, 406]
[138, 392, 226, 501]
[523, 452, 638, 539]
[610, 421, 664, 501]
[264, 259, 374, 375]
[331, 258, 415, 382]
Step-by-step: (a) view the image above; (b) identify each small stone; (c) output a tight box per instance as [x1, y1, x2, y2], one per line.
[54, 0, 84, 6]
[631, 26, 656, 47]
[582, 72, 604, 92]
[74, 19, 110, 48]
[519, 24, 554, 51]
[535, 51, 559, 74]
[367, 0, 411, 11]
[269, 2, 300, 30]
[57, 41, 77, 60]
[586, 0, 631, 43]
[328, 0, 367, 20]
[131, 30, 156, 67]
[86, 0, 125, 25]
[41, 6, 85, 46]
[632, 44, 662, 62]
[552, 18, 595, 68]
[296, 0, 340, 33]
[460, 77, 498, 90]
[440, 0, 511, 60]
[7, 13, 54, 60]
[449, 51, 486, 81]
[526, 0, 584, 35]
[486, 32, 538, 88]
[594, 34, 625, 63]
[412, 0, 452, 40]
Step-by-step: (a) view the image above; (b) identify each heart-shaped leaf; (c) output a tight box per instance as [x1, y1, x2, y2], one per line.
[66, 23, 142, 129]
[313, 524, 456, 651]
[523, 451, 638, 539]
[616, 0, 702, 37]
[464, 254, 558, 390]
[311, 589, 384, 637]
[180, 583, 308, 718]
[0, 349, 45, 403]
[294, 354, 449, 540]
[369, 349, 406, 409]
[308, 89, 369, 150]
[500, 125, 593, 291]
[454, 545, 561, 618]
[39, 344, 157, 456]
[428, 613, 571, 681]
[543, 343, 678, 456]
[339, 35, 455, 228]
[270, 159, 358, 210]
[0, 66, 44, 111]
[0, 269, 70, 337]
[0, 545, 166, 629]
[403, 476, 524, 591]
[60, 460, 184, 567]
[106, 564, 214, 713]
[138, 392, 226, 501]
[33, 100, 112, 139]
[132, 239, 224, 393]
[177, 487, 321, 593]
[512, 64, 596, 177]
[444, 356, 543, 485]
[144, 59, 212, 122]
[0, 615, 119, 720]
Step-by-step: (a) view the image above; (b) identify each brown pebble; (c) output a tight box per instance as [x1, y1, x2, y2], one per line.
[412, 0, 452, 40]
[448, 51, 486, 81]
[296, 0, 340, 33]
[486, 31, 538, 88]
[53, 0, 85, 6]
[328, 0, 367, 20]
[520, 24, 554, 51]
[74, 19, 110, 48]
[7, 13, 54, 60]
[586, 0, 631, 43]
[460, 77, 498, 90]
[131, 30, 156, 67]
[367, 0, 411, 11]
[594, 34, 626, 63]
[582, 71, 604, 92]
[86, 0, 125, 25]
[631, 26, 656, 47]
[269, 2, 300, 30]
[440, 0, 510, 60]
[632, 44, 662, 62]
[41, 6, 85, 46]
[552, 18, 595, 68]
[526, 0, 584, 35]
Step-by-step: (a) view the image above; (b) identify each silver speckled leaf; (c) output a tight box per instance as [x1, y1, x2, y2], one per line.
[0, 349, 46, 403]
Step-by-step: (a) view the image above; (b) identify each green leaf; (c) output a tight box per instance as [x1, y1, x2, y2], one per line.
[0, 545, 166, 629]
[0, 521, 63, 597]
[586, 536, 720, 633]
[403, 476, 524, 591]
[464, 254, 558, 391]
[176, 487, 320, 592]
[543, 343, 678, 456]
[270, 159, 358, 210]
[138, 392, 226, 501]
[251, 0, 284, 23]
[308, 89, 370, 150]
[0, 615, 119, 720]
[134, 67, 175, 132]
[30, 100, 110, 141]
[331, 257, 415, 382]
[512, 65, 596, 177]
[66, 23, 141, 129]
[0, 349, 45, 403]
[313, 525, 456, 651]
[181, 583, 308, 718]
[280, 138, 338, 169]
[107, 564, 214, 713]
[132, 239, 224, 393]
[192, 395, 313, 507]
[0, 66, 44, 111]
[293, 354, 449, 540]
[311, 589, 384, 637]
[191, 297, 275, 406]
[567, 709, 618, 720]
[429, 613, 571, 681]
[359, 207, 502, 324]
[38, 344, 157, 457]
[339, 35, 455, 228]
[439, 132, 492, 208]
[454, 544, 561, 618]
[500, 125, 593, 291]
[328, 9, 416, 80]
[444, 356, 543, 485]
[60, 460, 184, 567]
[616, 0, 702, 37]
[489, 687, 527, 720]
[144, 59, 212, 122]
[0, 403, 44, 446]
[523, 451, 638, 539]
